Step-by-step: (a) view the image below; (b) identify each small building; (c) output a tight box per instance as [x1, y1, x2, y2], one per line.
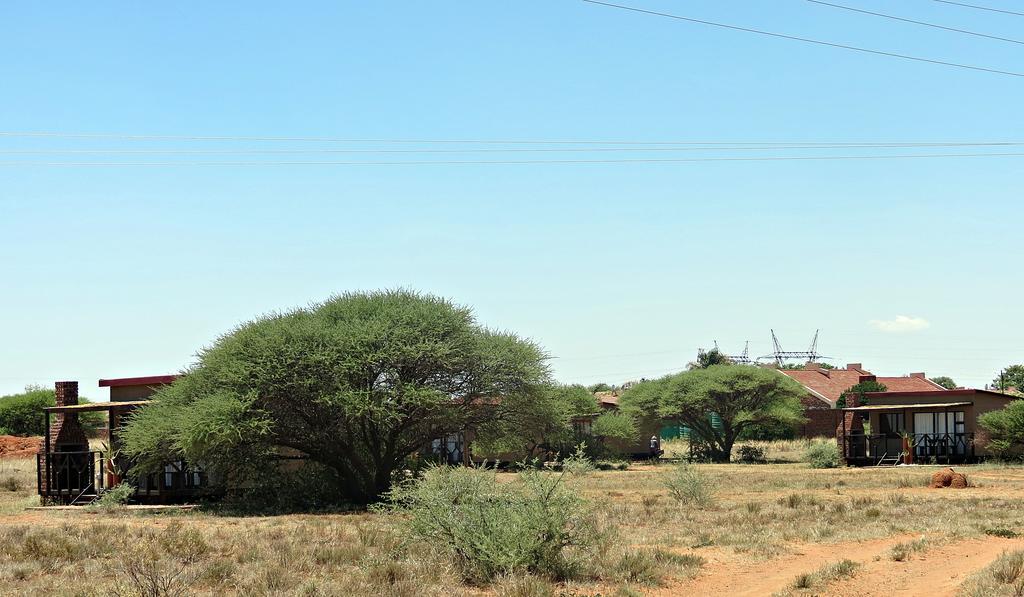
[838, 388, 1020, 466]
[778, 363, 948, 437]
[37, 376, 206, 505]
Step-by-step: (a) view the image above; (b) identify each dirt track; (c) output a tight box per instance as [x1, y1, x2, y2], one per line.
[659, 534, 1024, 596]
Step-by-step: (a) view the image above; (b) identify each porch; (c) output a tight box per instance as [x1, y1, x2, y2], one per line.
[37, 400, 207, 504]
[839, 401, 977, 466]
[840, 432, 976, 466]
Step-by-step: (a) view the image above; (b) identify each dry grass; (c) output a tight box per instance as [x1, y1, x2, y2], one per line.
[2, 451, 1024, 595]
[0, 457, 39, 515]
[959, 549, 1024, 597]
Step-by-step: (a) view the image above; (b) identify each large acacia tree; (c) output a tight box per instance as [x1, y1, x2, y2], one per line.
[620, 365, 805, 462]
[119, 290, 550, 504]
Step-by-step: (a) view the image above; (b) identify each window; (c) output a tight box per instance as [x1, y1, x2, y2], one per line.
[879, 413, 905, 435]
[913, 411, 966, 457]
[430, 433, 464, 465]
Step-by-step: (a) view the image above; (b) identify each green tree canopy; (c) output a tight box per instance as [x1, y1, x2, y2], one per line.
[835, 380, 888, 408]
[780, 362, 835, 370]
[979, 400, 1024, 457]
[993, 365, 1024, 393]
[0, 386, 103, 437]
[930, 376, 958, 390]
[590, 411, 638, 456]
[687, 348, 731, 370]
[120, 290, 550, 504]
[620, 365, 805, 462]
[471, 383, 598, 460]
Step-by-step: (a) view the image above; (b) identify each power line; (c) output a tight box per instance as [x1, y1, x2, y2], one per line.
[3, 151, 1023, 166]
[807, 0, 1024, 45]
[579, 0, 1024, 77]
[5, 130, 1024, 146]
[1, 142, 1023, 155]
[931, 0, 1024, 17]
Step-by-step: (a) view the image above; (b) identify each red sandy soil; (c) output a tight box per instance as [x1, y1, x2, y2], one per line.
[0, 435, 41, 459]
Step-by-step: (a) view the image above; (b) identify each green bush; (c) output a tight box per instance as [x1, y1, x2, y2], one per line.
[561, 444, 595, 476]
[805, 441, 840, 469]
[0, 387, 104, 437]
[664, 464, 716, 507]
[591, 412, 638, 456]
[735, 444, 767, 464]
[980, 400, 1024, 457]
[90, 483, 135, 510]
[385, 465, 599, 583]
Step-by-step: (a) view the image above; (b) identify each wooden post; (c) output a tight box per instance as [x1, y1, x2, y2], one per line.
[43, 410, 51, 499]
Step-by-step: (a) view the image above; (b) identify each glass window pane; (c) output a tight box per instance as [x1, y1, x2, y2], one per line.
[914, 413, 934, 435]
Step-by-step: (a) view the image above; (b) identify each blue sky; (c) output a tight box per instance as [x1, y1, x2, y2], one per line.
[1, 1, 1022, 398]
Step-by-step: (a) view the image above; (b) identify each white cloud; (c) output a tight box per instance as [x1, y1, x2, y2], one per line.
[869, 315, 931, 333]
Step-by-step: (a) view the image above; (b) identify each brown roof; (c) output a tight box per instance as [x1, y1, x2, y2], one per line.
[595, 391, 619, 407]
[778, 365, 946, 406]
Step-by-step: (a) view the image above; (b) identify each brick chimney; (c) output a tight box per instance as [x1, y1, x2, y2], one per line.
[49, 381, 88, 451]
[909, 372, 926, 379]
[846, 363, 864, 372]
[37, 381, 90, 499]
[835, 389, 864, 464]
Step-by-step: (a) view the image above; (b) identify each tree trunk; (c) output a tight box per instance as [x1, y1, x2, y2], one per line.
[714, 434, 736, 463]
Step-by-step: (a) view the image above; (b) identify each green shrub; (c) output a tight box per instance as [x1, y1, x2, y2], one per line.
[385, 465, 599, 583]
[986, 528, 1020, 539]
[805, 441, 840, 469]
[90, 483, 135, 510]
[561, 444, 595, 476]
[735, 444, 767, 464]
[664, 464, 716, 507]
[591, 412, 638, 457]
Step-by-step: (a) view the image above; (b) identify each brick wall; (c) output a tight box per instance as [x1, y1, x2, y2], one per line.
[38, 381, 89, 497]
[835, 392, 864, 462]
[797, 394, 836, 438]
[50, 381, 88, 450]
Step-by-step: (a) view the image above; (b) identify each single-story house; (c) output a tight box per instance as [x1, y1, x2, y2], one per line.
[837, 388, 1020, 466]
[37, 376, 204, 504]
[778, 363, 949, 437]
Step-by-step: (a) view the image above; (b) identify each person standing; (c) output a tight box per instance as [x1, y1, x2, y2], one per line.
[649, 435, 662, 459]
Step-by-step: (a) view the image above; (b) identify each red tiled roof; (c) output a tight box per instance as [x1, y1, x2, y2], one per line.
[877, 376, 947, 393]
[778, 366, 945, 406]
